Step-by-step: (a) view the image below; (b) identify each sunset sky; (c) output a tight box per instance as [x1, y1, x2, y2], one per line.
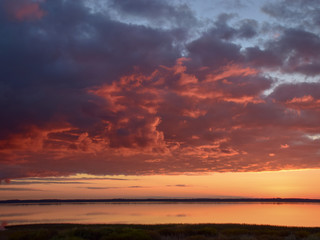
[1, 0, 320, 200]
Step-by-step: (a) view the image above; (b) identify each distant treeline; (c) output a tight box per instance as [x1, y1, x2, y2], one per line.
[1, 198, 320, 204]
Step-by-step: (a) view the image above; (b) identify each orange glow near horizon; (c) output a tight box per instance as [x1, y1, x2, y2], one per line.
[2, 202, 320, 227]
[1, 169, 320, 200]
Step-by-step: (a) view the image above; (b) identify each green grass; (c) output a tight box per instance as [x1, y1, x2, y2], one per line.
[1, 224, 320, 240]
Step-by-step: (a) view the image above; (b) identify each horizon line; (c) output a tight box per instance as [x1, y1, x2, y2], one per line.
[1, 197, 320, 204]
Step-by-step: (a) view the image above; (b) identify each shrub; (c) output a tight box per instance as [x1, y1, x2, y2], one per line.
[294, 230, 310, 238]
[185, 235, 208, 240]
[9, 229, 56, 240]
[221, 228, 250, 236]
[100, 228, 153, 240]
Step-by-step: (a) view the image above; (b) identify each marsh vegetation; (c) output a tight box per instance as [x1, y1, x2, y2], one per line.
[1, 224, 320, 240]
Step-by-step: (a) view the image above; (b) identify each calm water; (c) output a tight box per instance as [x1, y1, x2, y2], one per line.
[1, 202, 320, 227]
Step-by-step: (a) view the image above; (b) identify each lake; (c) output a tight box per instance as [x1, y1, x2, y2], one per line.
[1, 202, 320, 227]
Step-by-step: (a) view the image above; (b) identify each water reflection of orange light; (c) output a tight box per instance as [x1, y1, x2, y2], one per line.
[1, 203, 320, 227]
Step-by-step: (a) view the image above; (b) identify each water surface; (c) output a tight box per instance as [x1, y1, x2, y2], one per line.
[1, 202, 320, 227]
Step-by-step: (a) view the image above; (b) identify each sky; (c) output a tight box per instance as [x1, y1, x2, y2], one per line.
[0, 0, 320, 200]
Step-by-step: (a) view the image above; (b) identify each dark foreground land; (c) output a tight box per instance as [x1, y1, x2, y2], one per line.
[1, 224, 320, 240]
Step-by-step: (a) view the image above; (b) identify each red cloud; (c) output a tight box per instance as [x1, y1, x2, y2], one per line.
[1, 59, 320, 179]
[205, 63, 258, 82]
[286, 95, 320, 110]
[4, 0, 46, 21]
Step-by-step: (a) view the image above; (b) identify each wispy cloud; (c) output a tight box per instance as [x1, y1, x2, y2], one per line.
[9, 181, 91, 185]
[0, 187, 43, 191]
[166, 184, 191, 188]
[85, 187, 117, 190]
[84, 185, 145, 190]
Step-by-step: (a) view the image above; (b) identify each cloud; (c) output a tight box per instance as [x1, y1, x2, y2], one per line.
[186, 26, 243, 71]
[166, 214, 187, 217]
[86, 187, 116, 190]
[257, 1, 320, 74]
[109, 0, 197, 28]
[85, 212, 114, 216]
[3, 0, 46, 21]
[9, 181, 90, 185]
[280, 144, 290, 149]
[0, 0, 179, 142]
[0, 0, 320, 179]
[219, 0, 248, 9]
[0, 213, 34, 217]
[84, 186, 144, 190]
[1, 56, 319, 177]
[167, 184, 190, 187]
[208, 14, 258, 41]
[0, 187, 42, 191]
[21, 177, 133, 181]
[270, 82, 320, 106]
[245, 28, 320, 75]
[262, 0, 320, 28]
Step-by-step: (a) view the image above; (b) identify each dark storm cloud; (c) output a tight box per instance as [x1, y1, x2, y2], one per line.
[275, 29, 320, 75]
[109, 0, 197, 28]
[246, 0, 320, 74]
[0, 0, 179, 141]
[270, 82, 320, 102]
[244, 28, 320, 75]
[209, 14, 258, 41]
[185, 14, 258, 74]
[236, 19, 258, 39]
[244, 47, 282, 68]
[262, 0, 320, 27]
[186, 31, 242, 72]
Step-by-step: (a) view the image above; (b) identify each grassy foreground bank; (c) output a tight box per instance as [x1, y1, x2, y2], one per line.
[1, 224, 320, 240]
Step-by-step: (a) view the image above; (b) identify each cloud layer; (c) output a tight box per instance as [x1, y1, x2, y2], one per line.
[1, 0, 320, 179]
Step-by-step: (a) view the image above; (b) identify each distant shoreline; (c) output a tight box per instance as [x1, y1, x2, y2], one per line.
[1, 198, 320, 204]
